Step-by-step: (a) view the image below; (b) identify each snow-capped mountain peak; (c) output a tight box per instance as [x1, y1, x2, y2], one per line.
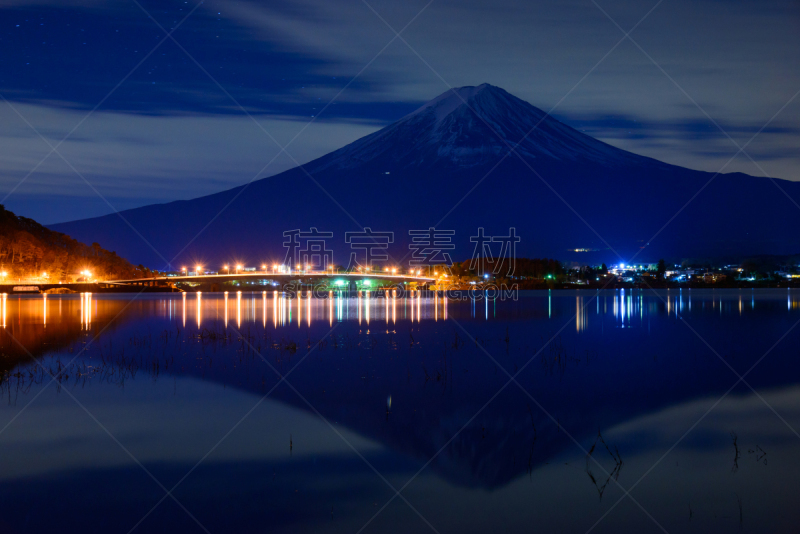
[313, 84, 658, 171]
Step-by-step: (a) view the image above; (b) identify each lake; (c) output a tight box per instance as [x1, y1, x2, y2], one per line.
[1, 289, 799, 533]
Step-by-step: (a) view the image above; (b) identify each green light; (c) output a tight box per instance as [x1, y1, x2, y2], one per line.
[334, 280, 345, 286]
[363, 279, 371, 286]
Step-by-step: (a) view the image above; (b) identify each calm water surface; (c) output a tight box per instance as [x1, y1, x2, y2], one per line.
[1, 289, 799, 533]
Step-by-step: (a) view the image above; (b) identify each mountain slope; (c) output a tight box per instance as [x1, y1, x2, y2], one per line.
[49, 84, 800, 269]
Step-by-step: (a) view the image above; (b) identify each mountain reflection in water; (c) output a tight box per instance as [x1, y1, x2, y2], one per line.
[1, 290, 799, 533]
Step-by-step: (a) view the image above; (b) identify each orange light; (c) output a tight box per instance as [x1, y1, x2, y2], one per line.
[261, 264, 266, 270]
[196, 265, 202, 273]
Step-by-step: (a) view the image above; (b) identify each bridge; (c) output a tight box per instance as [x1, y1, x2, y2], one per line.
[107, 270, 438, 290]
[0, 271, 439, 294]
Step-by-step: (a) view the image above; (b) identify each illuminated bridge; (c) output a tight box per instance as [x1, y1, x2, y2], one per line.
[107, 270, 437, 290]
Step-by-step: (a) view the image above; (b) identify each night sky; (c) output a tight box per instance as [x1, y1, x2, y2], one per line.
[1, 0, 798, 224]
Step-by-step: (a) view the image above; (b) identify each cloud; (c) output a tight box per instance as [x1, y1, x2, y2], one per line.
[0, 0, 798, 222]
[0, 102, 381, 223]
[553, 111, 800, 179]
[0, 1, 419, 121]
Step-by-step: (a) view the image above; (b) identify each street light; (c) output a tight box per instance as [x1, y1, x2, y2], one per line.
[236, 264, 242, 273]
[272, 264, 277, 273]
[196, 265, 202, 275]
[261, 264, 266, 271]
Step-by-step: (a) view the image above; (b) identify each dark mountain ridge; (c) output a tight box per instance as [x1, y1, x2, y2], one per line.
[48, 84, 800, 269]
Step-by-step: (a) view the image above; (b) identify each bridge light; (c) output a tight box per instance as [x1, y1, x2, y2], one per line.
[196, 265, 202, 274]
[391, 268, 396, 274]
[272, 264, 277, 272]
[261, 264, 266, 270]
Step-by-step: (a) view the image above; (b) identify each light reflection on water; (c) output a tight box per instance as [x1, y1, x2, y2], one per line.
[1, 290, 800, 533]
[2, 288, 800, 333]
[161, 290, 456, 328]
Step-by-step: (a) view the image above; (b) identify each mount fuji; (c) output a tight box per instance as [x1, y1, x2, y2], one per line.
[50, 84, 800, 269]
